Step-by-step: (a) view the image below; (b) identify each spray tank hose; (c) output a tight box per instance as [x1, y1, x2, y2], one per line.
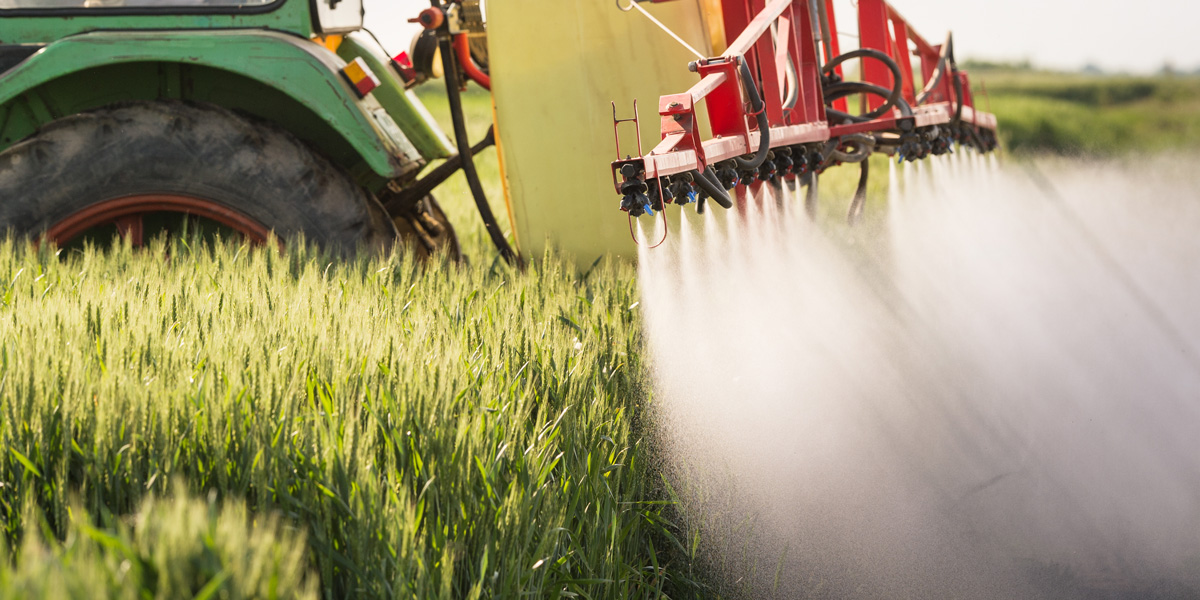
[438, 34, 521, 266]
[693, 167, 734, 209]
[734, 58, 771, 172]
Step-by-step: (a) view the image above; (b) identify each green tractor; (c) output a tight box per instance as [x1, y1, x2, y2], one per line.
[0, 0, 509, 259]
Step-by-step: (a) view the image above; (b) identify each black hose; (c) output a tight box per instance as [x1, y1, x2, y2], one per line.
[824, 82, 913, 121]
[824, 108, 858, 125]
[847, 159, 869, 225]
[693, 167, 734, 209]
[734, 59, 771, 172]
[830, 133, 875, 164]
[950, 61, 965, 123]
[914, 33, 965, 123]
[438, 36, 520, 266]
[916, 34, 953, 103]
[821, 48, 905, 121]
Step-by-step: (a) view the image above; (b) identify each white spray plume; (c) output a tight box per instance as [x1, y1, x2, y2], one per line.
[639, 154, 1200, 599]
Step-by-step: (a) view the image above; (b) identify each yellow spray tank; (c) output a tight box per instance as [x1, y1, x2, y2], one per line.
[486, 0, 720, 265]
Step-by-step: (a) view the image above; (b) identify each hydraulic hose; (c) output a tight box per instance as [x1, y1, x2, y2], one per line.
[693, 167, 734, 209]
[846, 159, 869, 225]
[950, 66, 964, 122]
[824, 81, 913, 124]
[734, 58, 771, 172]
[822, 48, 905, 121]
[829, 132, 875, 164]
[438, 35, 520, 266]
[915, 33, 965, 123]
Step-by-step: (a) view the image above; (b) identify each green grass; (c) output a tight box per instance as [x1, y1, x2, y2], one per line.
[971, 68, 1200, 155]
[0, 234, 701, 598]
[0, 81, 713, 599]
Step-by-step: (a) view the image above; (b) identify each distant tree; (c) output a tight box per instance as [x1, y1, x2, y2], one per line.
[1081, 62, 1104, 74]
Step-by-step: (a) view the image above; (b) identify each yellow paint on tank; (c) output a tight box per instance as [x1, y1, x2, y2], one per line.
[487, 0, 713, 267]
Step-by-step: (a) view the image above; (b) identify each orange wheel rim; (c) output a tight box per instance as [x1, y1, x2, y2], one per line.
[43, 193, 271, 246]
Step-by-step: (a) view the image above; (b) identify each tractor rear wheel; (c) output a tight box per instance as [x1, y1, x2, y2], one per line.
[0, 101, 398, 252]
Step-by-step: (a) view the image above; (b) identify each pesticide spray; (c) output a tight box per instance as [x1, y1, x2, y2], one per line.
[638, 154, 1200, 599]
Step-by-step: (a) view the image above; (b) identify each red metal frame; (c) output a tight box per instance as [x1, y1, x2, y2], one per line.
[625, 0, 831, 183]
[611, 0, 998, 194]
[853, 0, 995, 132]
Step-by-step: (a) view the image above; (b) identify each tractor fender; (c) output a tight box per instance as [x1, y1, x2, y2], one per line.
[0, 29, 418, 188]
[336, 31, 455, 161]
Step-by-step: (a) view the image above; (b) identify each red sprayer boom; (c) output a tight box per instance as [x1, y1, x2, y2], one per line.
[611, 0, 998, 225]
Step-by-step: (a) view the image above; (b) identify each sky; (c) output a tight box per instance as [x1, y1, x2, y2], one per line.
[839, 0, 1200, 73]
[365, 0, 1197, 74]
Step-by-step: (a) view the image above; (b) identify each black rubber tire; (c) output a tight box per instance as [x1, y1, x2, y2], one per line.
[0, 100, 398, 252]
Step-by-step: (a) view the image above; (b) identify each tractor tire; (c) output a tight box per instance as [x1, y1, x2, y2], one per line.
[0, 100, 398, 252]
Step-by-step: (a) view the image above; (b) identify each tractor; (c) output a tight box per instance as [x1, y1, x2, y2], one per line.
[0, 0, 494, 260]
[0, 0, 997, 265]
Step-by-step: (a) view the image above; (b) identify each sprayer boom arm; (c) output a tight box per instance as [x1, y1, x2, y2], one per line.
[611, 0, 998, 214]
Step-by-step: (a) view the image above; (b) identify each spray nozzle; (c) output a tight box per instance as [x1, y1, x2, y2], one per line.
[897, 132, 924, 163]
[620, 191, 650, 216]
[757, 159, 777, 182]
[668, 173, 697, 205]
[716, 162, 740, 189]
[775, 147, 795, 176]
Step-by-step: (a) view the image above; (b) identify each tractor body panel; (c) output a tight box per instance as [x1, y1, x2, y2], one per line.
[336, 31, 454, 161]
[0, 29, 422, 188]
